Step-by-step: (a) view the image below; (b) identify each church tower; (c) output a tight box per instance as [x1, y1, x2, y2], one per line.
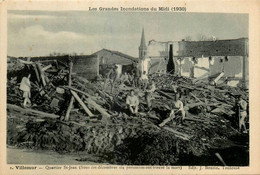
[139, 28, 147, 60]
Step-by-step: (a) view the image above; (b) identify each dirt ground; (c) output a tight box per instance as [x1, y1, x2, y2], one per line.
[7, 146, 108, 165]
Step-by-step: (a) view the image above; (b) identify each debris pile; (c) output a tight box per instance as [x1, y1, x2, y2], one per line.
[7, 58, 249, 165]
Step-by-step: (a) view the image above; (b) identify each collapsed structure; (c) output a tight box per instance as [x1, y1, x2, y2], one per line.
[139, 29, 248, 88]
[6, 30, 249, 165]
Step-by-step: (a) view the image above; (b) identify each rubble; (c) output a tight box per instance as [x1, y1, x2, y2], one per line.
[6, 58, 249, 165]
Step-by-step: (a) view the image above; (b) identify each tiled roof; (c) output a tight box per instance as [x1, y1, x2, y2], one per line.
[92, 49, 138, 62]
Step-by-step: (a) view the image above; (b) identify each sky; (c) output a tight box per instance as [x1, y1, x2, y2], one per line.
[8, 11, 248, 57]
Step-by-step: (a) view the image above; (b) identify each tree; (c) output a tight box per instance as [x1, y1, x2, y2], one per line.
[196, 34, 218, 41]
[184, 36, 192, 41]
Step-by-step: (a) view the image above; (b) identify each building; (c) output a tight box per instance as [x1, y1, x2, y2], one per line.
[91, 49, 137, 77]
[139, 29, 249, 87]
[13, 47, 138, 81]
[14, 55, 99, 80]
[138, 29, 169, 75]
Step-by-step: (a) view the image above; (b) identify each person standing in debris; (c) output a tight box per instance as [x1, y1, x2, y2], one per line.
[174, 95, 186, 124]
[131, 64, 141, 88]
[126, 90, 139, 114]
[19, 74, 31, 108]
[104, 65, 118, 93]
[145, 80, 156, 111]
[236, 95, 248, 133]
[128, 73, 134, 86]
[140, 71, 149, 90]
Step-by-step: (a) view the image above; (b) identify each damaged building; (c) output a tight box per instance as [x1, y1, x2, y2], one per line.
[15, 49, 137, 81]
[139, 29, 248, 88]
[91, 49, 138, 77]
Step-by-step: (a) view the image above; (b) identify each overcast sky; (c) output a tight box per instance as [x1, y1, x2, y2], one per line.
[8, 11, 248, 57]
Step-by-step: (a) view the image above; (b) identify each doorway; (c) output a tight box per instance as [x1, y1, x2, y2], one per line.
[167, 44, 175, 74]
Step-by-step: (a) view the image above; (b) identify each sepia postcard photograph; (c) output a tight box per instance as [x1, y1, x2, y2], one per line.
[1, 0, 260, 175]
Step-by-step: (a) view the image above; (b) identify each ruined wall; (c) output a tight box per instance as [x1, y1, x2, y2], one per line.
[148, 38, 248, 58]
[147, 40, 168, 57]
[178, 56, 243, 84]
[178, 38, 248, 57]
[147, 39, 248, 85]
[149, 58, 168, 74]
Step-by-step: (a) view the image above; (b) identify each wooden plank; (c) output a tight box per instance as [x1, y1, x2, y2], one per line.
[190, 92, 203, 102]
[7, 103, 59, 119]
[156, 90, 175, 100]
[68, 61, 73, 87]
[85, 98, 111, 118]
[18, 59, 33, 64]
[64, 86, 111, 118]
[184, 102, 204, 110]
[36, 63, 46, 86]
[41, 64, 52, 72]
[71, 90, 94, 117]
[65, 86, 92, 98]
[64, 96, 75, 121]
[32, 64, 41, 83]
[185, 117, 206, 123]
[212, 72, 224, 84]
[147, 113, 160, 120]
[163, 127, 191, 140]
[194, 65, 210, 72]
[159, 113, 175, 127]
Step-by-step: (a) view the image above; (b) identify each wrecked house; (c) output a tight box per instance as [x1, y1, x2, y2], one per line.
[12, 49, 138, 81]
[91, 49, 138, 77]
[16, 55, 100, 80]
[146, 38, 248, 88]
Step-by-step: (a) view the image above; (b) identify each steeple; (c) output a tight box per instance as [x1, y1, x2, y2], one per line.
[139, 28, 147, 59]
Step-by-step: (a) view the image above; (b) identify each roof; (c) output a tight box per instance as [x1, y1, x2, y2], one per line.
[91, 49, 138, 62]
[139, 28, 147, 49]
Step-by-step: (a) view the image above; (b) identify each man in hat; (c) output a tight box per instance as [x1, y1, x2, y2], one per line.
[19, 74, 31, 107]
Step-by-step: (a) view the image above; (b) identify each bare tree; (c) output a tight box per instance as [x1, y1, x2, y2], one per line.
[196, 34, 218, 41]
[184, 36, 192, 41]
[197, 34, 208, 41]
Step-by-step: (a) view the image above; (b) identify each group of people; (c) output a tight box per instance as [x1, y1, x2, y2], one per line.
[126, 85, 186, 126]
[103, 64, 151, 93]
[102, 64, 186, 126]
[125, 70, 187, 126]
